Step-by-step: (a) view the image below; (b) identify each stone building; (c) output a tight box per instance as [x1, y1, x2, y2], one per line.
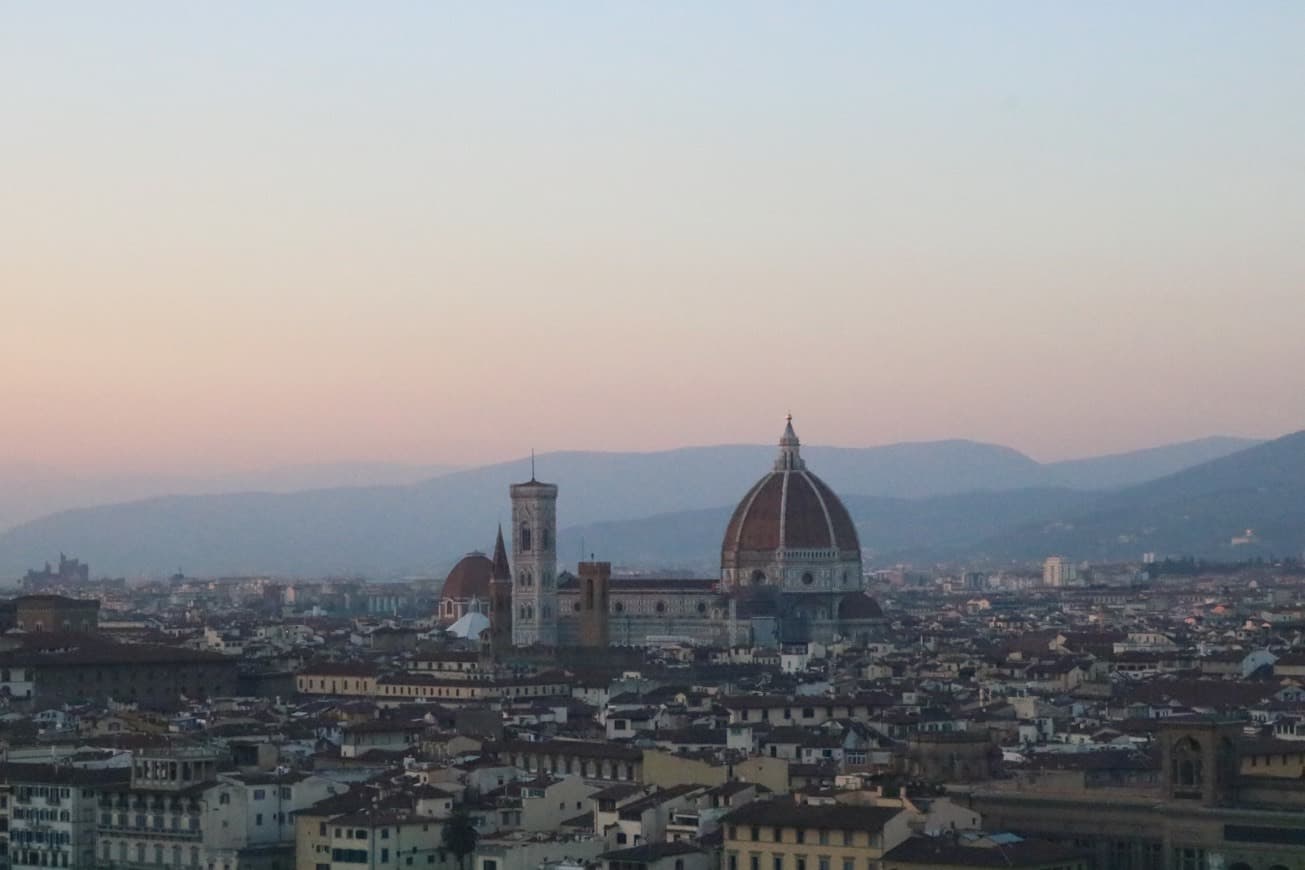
[906, 732, 999, 784]
[0, 637, 236, 707]
[12, 595, 100, 633]
[21, 553, 90, 591]
[556, 577, 725, 647]
[486, 418, 882, 649]
[964, 716, 1305, 870]
[511, 477, 559, 647]
[720, 417, 866, 644]
[576, 561, 611, 648]
[489, 526, 514, 649]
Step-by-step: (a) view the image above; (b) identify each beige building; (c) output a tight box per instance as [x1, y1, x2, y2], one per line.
[722, 799, 913, 870]
[1040, 558, 1074, 588]
[295, 665, 379, 697]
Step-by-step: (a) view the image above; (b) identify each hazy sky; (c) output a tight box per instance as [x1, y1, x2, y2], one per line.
[4, 2, 1304, 474]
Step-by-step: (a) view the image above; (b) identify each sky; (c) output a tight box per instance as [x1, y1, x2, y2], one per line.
[3, 1, 1304, 474]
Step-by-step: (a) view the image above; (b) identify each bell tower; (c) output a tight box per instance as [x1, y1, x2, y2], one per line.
[488, 525, 513, 652]
[577, 560, 611, 648]
[510, 472, 559, 647]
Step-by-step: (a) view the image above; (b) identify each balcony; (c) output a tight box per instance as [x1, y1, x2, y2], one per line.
[96, 823, 201, 841]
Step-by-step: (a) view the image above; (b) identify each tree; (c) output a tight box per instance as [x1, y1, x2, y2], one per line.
[441, 805, 479, 870]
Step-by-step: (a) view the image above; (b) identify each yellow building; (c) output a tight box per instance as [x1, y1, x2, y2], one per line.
[295, 664, 379, 696]
[1238, 737, 1305, 779]
[722, 799, 913, 870]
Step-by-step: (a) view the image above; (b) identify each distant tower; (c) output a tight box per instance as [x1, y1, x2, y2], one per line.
[577, 560, 611, 648]
[488, 525, 513, 652]
[511, 474, 559, 646]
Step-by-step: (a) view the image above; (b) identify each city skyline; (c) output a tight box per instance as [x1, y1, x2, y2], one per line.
[5, 2, 1304, 474]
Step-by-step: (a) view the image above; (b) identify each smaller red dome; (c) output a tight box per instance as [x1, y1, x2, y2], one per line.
[442, 552, 492, 601]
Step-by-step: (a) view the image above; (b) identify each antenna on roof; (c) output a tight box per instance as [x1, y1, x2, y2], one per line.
[531, 449, 536, 481]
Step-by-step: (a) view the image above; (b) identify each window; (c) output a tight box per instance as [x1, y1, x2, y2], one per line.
[520, 524, 532, 552]
[256, 813, 264, 826]
[751, 827, 761, 842]
[751, 857, 760, 870]
[332, 850, 369, 864]
[818, 830, 829, 846]
[818, 858, 829, 870]
[728, 854, 738, 870]
[796, 830, 806, 845]
[842, 832, 852, 846]
[774, 857, 784, 870]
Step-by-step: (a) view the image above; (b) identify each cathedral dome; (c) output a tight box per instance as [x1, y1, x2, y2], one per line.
[442, 552, 493, 602]
[722, 419, 860, 557]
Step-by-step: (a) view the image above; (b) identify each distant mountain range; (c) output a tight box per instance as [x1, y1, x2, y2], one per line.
[0, 462, 459, 532]
[974, 430, 1305, 562]
[571, 432, 1305, 568]
[0, 434, 1284, 578]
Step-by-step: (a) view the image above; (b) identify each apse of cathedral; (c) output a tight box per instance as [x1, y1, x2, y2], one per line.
[435, 418, 885, 648]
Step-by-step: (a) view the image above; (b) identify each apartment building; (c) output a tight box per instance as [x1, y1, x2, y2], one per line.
[721, 799, 913, 870]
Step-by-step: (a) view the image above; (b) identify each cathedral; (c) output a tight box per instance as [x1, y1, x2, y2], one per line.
[435, 418, 884, 648]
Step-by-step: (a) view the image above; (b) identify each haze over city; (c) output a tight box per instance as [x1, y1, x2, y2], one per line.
[5, 2, 1305, 477]
[7, 7, 1305, 870]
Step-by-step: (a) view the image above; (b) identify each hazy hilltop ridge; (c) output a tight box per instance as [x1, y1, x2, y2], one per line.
[0, 434, 1275, 578]
[977, 429, 1305, 561]
[0, 461, 459, 532]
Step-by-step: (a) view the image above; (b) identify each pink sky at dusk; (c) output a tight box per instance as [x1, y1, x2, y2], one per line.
[4, 3, 1304, 475]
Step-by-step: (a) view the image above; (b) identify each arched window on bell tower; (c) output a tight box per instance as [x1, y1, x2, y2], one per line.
[520, 523, 532, 552]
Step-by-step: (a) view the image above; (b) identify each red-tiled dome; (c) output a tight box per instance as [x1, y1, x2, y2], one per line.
[442, 552, 493, 601]
[721, 418, 860, 558]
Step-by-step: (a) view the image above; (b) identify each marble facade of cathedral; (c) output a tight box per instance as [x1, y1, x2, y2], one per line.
[437, 418, 884, 648]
